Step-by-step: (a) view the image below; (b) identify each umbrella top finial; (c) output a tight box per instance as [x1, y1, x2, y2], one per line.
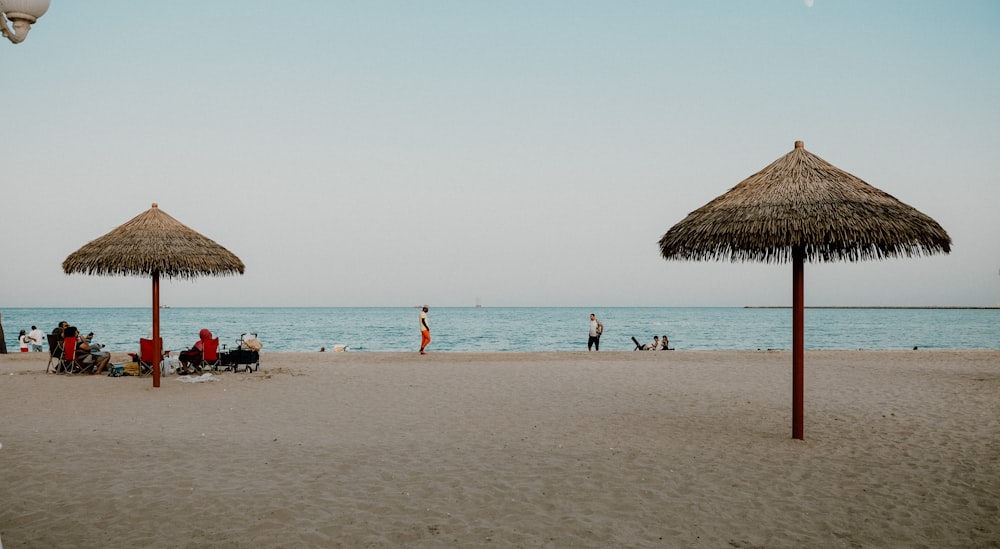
[794, 140, 804, 149]
[152, 203, 158, 209]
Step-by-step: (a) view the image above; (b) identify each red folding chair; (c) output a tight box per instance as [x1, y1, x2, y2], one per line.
[61, 336, 95, 375]
[136, 338, 163, 376]
[200, 337, 221, 371]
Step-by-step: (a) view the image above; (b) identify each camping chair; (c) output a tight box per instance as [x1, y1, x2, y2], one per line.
[61, 336, 96, 375]
[631, 336, 647, 351]
[200, 337, 221, 371]
[46, 334, 65, 373]
[136, 338, 162, 376]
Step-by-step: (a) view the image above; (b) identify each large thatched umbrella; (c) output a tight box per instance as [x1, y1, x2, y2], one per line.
[658, 141, 951, 439]
[63, 203, 245, 387]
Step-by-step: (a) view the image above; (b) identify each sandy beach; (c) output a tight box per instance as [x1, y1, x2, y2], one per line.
[0, 350, 997, 548]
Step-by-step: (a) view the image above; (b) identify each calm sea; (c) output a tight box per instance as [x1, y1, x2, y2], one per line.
[1, 307, 997, 354]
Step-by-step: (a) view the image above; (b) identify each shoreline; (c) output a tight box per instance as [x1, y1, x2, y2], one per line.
[4, 346, 1000, 368]
[1, 350, 997, 547]
[3, 307, 995, 353]
[4, 304, 998, 309]
[745, 305, 1000, 309]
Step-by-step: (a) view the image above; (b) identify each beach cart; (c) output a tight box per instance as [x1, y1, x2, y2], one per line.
[219, 332, 262, 372]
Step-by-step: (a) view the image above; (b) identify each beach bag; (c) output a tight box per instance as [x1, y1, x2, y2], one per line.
[124, 363, 140, 376]
[243, 338, 263, 352]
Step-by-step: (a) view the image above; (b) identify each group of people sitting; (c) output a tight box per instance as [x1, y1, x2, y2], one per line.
[43, 325, 250, 377]
[639, 334, 673, 351]
[52, 321, 113, 374]
[47, 321, 218, 376]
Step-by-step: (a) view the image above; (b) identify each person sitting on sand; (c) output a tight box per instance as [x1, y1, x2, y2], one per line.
[650, 336, 659, 351]
[661, 335, 673, 350]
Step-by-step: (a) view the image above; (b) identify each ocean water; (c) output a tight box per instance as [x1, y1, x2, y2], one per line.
[1, 307, 997, 354]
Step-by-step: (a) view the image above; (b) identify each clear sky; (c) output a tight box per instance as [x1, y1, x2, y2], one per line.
[2, 1, 998, 308]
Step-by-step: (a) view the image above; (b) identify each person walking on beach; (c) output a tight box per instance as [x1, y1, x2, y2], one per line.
[18, 330, 29, 352]
[419, 307, 431, 355]
[588, 313, 604, 351]
[28, 326, 45, 352]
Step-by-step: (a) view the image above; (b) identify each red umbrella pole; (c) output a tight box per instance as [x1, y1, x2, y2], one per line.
[792, 246, 804, 439]
[152, 272, 161, 388]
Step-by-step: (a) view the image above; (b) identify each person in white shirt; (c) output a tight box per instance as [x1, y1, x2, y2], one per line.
[28, 326, 45, 352]
[419, 307, 431, 355]
[588, 314, 604, 351]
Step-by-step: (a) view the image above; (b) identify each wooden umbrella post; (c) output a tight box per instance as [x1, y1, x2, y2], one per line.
[152, 271, 161, 388]
[792, 245, 805, 439]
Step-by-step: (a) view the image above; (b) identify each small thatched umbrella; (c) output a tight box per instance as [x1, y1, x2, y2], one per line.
[63, 203, 245, 387]
[658, 141, 951, 439]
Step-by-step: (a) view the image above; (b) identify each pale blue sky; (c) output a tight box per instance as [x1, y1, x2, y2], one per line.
[3, 1, 998, 307]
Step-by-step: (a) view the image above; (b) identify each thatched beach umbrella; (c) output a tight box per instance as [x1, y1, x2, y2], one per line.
[658, 141, 951, 439]
[63, 203, 244, 387]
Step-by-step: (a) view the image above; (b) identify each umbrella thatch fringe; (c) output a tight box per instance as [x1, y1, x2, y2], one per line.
[63, 204, 245, 279]
[659, 144, 951, 263]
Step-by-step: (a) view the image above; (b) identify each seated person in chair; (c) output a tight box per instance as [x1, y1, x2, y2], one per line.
[178, 328, 213, 374]
[51, 321, 69, 339]
[82, 332, 112, 374]
[77, 329, 112, 374]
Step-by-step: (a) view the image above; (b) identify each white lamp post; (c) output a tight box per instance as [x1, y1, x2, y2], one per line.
[1, 0, 49, 44]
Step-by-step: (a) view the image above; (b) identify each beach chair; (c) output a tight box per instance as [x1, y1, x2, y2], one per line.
[631, 336, 647, 351]
[46, 334, 65, 373]
[135, 337, 162, 376]
[61, 336, 96, 375]
[200, 338, 221, 371]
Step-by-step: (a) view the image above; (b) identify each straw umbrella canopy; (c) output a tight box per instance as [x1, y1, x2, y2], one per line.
[658, 141, 951, 439]
[63, 203, 245, 387]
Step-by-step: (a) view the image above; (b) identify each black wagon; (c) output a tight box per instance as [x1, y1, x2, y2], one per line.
[218, 333, 261, 372]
